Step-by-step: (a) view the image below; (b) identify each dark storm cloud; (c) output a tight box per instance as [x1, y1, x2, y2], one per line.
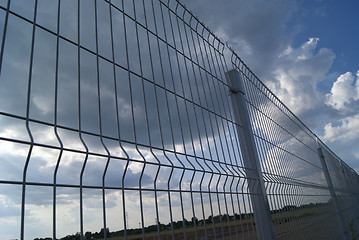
[180, 0, 297, 78]
[0, 0, 236, 154]
[0, 0, 243, 207]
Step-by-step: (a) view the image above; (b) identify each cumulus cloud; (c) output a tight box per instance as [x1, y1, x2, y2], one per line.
[268, 38, 335, 117]
[325, 71, 359, 111]
[321, 114, 359, 172]
[322, 114, 359, 143]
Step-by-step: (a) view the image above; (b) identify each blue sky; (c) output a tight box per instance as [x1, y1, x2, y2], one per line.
[181, 0, 359, 173]
[294, 0, 359, 74]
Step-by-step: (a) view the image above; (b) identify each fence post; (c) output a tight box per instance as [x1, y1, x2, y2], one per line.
[317, 146, 349, 240]
[225, 69, 275, 240]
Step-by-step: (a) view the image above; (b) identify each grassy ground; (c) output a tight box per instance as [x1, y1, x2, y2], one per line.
[84, 203, 339, 240]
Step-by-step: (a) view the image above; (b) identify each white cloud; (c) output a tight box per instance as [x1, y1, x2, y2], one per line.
[325, 71, 359, 110]
[279, 37, 319, 60]
[267, 38, 335, 116]
[320, 114, 359, 173]
[322, 114, 359, 143]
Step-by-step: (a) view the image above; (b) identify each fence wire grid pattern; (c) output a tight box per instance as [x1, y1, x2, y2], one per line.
[0, 0, 358, 240]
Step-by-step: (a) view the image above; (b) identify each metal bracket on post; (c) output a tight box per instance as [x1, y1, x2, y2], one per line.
[317, 146, 349, 240]
[225, 69, 275, 240]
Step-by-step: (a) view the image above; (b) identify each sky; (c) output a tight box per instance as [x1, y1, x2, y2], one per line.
[181, 0, 359, 173]
[0, 0, 358, 239]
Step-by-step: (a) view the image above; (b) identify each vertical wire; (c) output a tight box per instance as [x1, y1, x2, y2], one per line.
[188, 16, 225, 238]
[245, 179, 257, 240]
[294, 185, 304, 239]
[261, 88, 286, 238]
[139, 0, 164, 239]
[21, 1, 38, 239]
[241, 179, 253, 240]
[131, 1, 149, 238]
[204, 34, 235, 239]
[185, 45, 211, 240]
[180, 8, 215, 239]
[255, 90, 272, 176]
[164, 3, 213, 240]
[21, 6, 35, 240]
[239, 178, 249, 239]
[145, 16, 163, 240]
[183, 12, 218, 239]
[160, 1, 191, 238]
[125, 7, 144, 236]
[285, 183, 296, 238]
[272, 183, 282, 236]
[286, 182, 300, 238]
[280, 128, 299, 239]
[153, 1, 192, 239]
[0, 0, 10, 76]
[107, 1, 130, 238]
[226, 63, 247, 235]
[167, 1, 209, 238]
[164, 2, 210, 239]
[246, 78, 279, 238]
[215, 42, 243, 240]
[279, 182, 289, 237]
[93, 1, 111, 239]
[269, 95, 292, 183]
[188, 19, 221, 238]
[227, 128, 245, 233]
[280, 183, 291, 237]
[266, 182, 276, 236]
[290, 183, 300, 239]
[245, 73, 278, 239]
[149, 0, 174, 238]
[152, 1, 177, 239]
[237, 75, 258, 239]
[227, 55, 245, 178]
[196, 29, 228, 226]
[77, 1, 90, 238]
[207, 33, 240, 239]
[226, 65, 250, 237]
[272, 118, 288, 186]
[52, 1, 63, 239]
[235, 177, 246, 240]
[186, 5, 226, 238]
[120, 0, 131, 236]
[267, 146, 284, 236]
[176, 6, 194, 240]
[265, 89, 296, 238]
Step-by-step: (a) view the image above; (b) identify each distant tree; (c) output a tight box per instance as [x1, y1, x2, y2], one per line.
[84, 231, 92, 240]
[99, 228, 110, 238]
[191, 216, 198, 225]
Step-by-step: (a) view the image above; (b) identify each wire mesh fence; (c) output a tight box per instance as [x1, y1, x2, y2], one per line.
[0, 0, 358, 240]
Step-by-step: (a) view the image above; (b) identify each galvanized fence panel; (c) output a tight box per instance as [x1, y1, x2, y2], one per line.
[227, 52, 345, 240]
[318, 145, 359, 239]
[0, 0, 358, 240]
